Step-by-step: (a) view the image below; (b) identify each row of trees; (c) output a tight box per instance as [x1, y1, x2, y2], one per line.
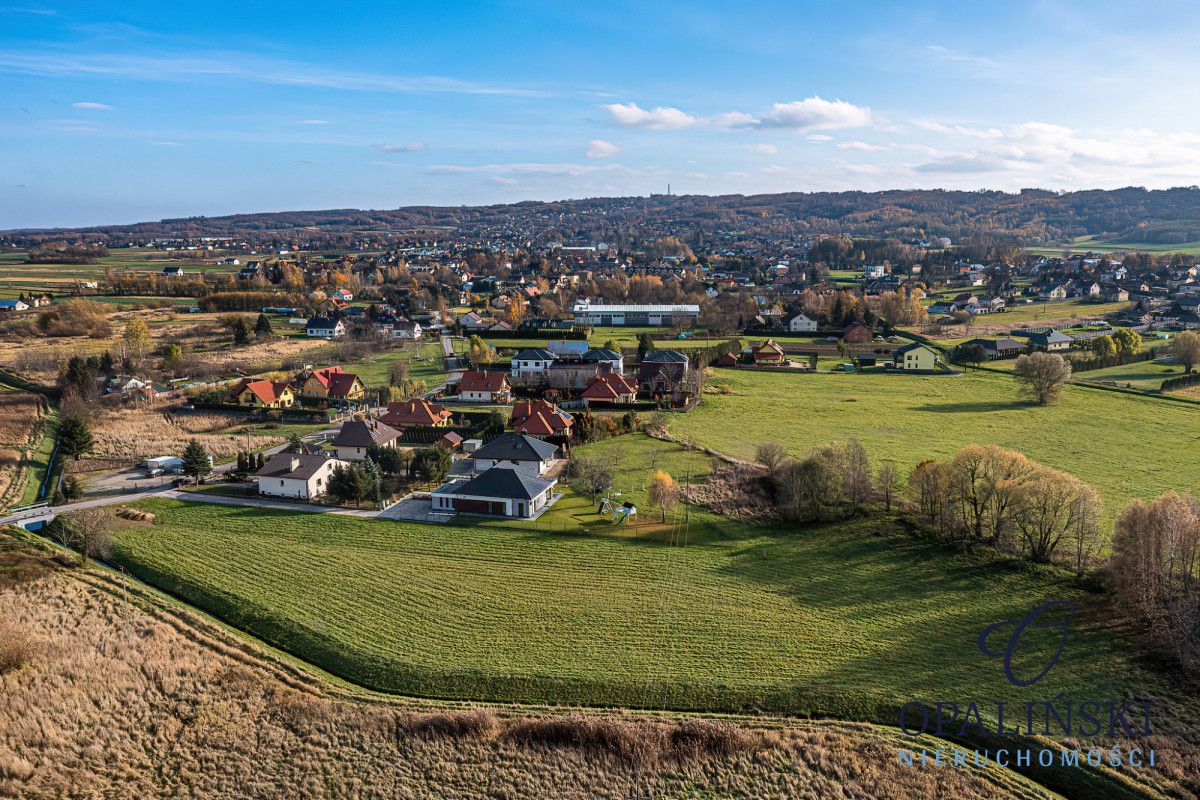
[909, 444, 1102, 571]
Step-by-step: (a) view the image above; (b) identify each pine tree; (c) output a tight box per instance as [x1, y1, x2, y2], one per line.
[254, 312, 273, 337]
[362, 458, 383, 504]
[232, 317, 251, 345]
[181, 440, 210, 484]
[58, 416, 94, 461]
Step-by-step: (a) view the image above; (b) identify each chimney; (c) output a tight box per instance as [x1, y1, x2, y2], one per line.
[289, 456, 301, 472]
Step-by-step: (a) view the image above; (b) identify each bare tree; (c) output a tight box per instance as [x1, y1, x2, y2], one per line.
[876, 460, 900, 512]
[1172, 331, 1200, 374]
[56, 507, 114, 567]
[754, 442, 789, 475]
[1013, 352, 1072, 405]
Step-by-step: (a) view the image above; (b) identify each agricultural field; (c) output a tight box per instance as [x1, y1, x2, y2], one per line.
[0, 390, 47, 510]
[1026, 234, 1200, 257]
[1073, 358, 1191, 392]
[681, 366, 1199, 523]
[0, 247, 250, 297]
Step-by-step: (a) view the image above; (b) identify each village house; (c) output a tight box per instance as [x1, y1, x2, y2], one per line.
[636, 350, 691, 397]
[893, 342, 939, 371]
[230, 378, 295, 408]
[511, 347, 556, 378]
[331, 419, 402, 461]
[964, 337, 1028, 360]
[1026, 329, 1073, 351]
[510, 399, 574, 438]
[0, 299, 29, 313]
[751, 339, 786, 365]
[468, 432, 559, 475]
[380, 398, 452, 428]
[457, 370, 512, 403]
[581, 372, 639, 405]
[787, 312, 818, 332]
[306, 315, 346, 338]
[296, 366, 365, 403]
[842, 322, 874, 343]
[256, 452, 347, 500]
[431, 465, 558, 518]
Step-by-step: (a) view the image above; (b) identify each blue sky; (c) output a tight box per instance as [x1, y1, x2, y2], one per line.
[3, 1, 1200, 228]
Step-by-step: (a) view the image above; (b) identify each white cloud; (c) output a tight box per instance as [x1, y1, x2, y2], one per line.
[806, 134, 833, 142]
[291, 119, 330, 125]
[586, 139, 620, 158]
[70, 101, 113, 110]
[489, 176, 519, 187]
[837, 141, 887, 152]
[603, 102, 697, 129]
[374, 141, 427, 153]
[604, 96, 869, 133]
[758, 97, 871, 131]
[748, 143, 778, 154]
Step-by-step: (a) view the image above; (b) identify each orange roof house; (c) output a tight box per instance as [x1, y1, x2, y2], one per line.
[380, 398, 452, 428]
[581, 372, 638, 404]
[297, 366, 365, 401]
[230, 378, 295, 408]
[456, 370, 511, 403]
[510, 399, 573, 437]
[752, 339, 786, 364]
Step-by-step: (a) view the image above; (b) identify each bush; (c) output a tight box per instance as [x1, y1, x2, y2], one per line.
[0, 619, 42, 674]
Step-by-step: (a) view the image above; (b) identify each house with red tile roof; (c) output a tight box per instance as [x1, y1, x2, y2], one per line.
[380, 398, 452, 428]
[751, 339, 786, 364]
[230, 378, 295, 408]
[296, 366, 365, 402]
[510, 399, 573, 438]
[456, 371, 511, 403]
[581, 372, 638, 404]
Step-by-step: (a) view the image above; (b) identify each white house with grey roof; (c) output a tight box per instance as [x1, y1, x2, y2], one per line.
[432, 465, 558, 518]
[469, 432, 559, 475]
[255, 452, 348, 500]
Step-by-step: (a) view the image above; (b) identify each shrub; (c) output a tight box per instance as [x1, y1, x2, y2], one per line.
[0, 619, 42, 674]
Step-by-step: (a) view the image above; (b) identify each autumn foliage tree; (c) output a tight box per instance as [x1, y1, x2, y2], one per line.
[648, 471, 680, 522]
[1013, 352, 1072, 405]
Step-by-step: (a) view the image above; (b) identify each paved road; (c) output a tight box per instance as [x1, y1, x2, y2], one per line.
[157, 489, 385, 518]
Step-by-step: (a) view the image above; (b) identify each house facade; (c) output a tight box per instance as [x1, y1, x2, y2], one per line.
[431, 465, 557, 518]
[457, 371, 511, 403]
[787, 313, 818, 332]
[256, 452, 347, 499]
[331, 419, 402, 461]
[894, 342, 939, 371]
[230, 378, 295, 408]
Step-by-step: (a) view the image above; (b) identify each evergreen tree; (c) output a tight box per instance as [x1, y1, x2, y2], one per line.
[231, 317, 251, 345]
[361, 458, 383, 503]
[181, 439, 210, 484]
[254, 312, 274, 337]
[58, 416, 94, 461]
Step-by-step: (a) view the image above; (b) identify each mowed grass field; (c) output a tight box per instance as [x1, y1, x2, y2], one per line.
[681, 367, 1199, 521]
[112, 481, 1147, 721]
[1026, 234, 1200, 256]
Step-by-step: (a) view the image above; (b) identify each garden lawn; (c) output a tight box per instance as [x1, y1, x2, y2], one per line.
[349, 341, 448, 389]
[672, 367, 1200, 523]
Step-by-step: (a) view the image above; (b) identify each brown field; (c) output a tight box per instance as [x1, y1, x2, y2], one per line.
[0, 393, 44, 508]
[89, 407, 283, 463]
[0, 535, 1058, 800]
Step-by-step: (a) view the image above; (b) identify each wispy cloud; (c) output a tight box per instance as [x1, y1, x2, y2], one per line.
[604, 96, 870, 132]
[0, 49, 556, 97]
[290, 119, 331, 125]
[748, 143, 777, 154]
[374, 141, 427, 153]
[426, 162, 642, 178]
[70, 101, 113, 110]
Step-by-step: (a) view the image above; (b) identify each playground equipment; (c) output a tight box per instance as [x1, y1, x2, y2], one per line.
[611, 502, 637, 524]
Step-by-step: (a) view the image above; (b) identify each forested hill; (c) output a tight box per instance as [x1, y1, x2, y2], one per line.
[7, 186, 1200, 248]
